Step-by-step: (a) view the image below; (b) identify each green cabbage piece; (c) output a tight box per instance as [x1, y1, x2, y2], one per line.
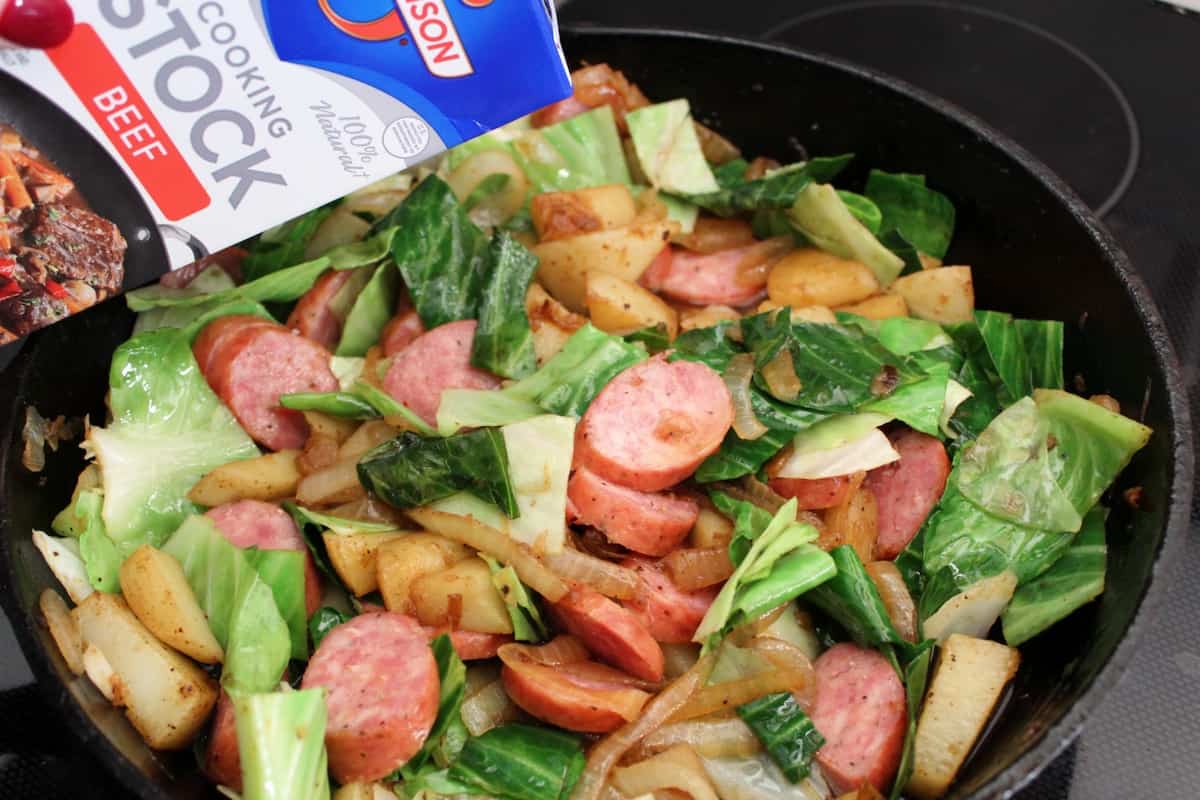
[512, 105, 631, 193]
[233, 688, 331, 800]
[625, 99, 720, 194]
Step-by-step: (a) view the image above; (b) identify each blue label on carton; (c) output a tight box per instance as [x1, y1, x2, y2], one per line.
[262, 0, 571, 145]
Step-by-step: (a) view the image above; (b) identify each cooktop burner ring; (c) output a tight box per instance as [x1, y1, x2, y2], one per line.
[763, 0, 1141, 217]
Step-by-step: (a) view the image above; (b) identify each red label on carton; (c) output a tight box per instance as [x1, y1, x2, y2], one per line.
[46, 25, 210, 221]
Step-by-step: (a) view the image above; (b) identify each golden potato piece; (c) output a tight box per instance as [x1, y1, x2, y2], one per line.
[908, 634, 1021, 799]
[679, 304, 740, 333]
[187, 450, 301, 507]
[532, 184, 636, 242]
[119, 545, 223, 664]
[412, 557, 513, 635]
[836, 293, 909, 320]
[585, 270, 679, 339]
[767, 248, 880, 309]
[533, 221, 677, 312]
[39, 588, 83, 675]
[324, 531, 408, 597]
[73, 593, 218, 750]
[890, 266, 975, 324]
[377, 533, 472, 615]
[690, 508, 734, 549]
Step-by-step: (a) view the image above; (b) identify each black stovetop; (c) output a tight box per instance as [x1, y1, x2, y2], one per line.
[2, 0, 1198, 797]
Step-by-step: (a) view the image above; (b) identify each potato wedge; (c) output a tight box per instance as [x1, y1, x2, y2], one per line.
[532, 184, 636, 241]
[337, 420, 398, 462]
[757, 300, 838, 324]
[821, 482, 876, 562]
[585, 270, 679, 338]
[82, 643, 122, 704]
[39, 588, 83, 675]
[324, 531, 408, 596]
[377, 533, 472, 615]
[73, 593, 218, 750]
[527, 282, 586, 365]
[533, 220, 677, 312]
[119, 545, 223, 664]
[908, 634, 1020, 799]
[679, 304, 740, 333]
[412, 557, 514, 634]
[690, 508, 734, 549]
[890, 266, 974, 324]
[187, 450, 301, 507]
[303, 411, 358, 444]
[296, 458, 365, 507]
[836, 293, 909, 320]
[767, 248, 879, 308]
[921, 571, 1018, 643]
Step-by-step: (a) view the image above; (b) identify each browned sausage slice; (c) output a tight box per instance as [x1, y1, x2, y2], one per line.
[865, 428, 950, 559]
[811, 642, 907, 794]
[205, 500, 322, 616]
[620, 557, 718, 644]
[380, 308, 425, 356]
[286, 269, 358, 350]
[192, 314, 275, 375]
[203, 689, 242, 791]
[550, 585, 664, 682]
[639, 244, 770, 308]
[502, 656, 650, 734]
[301, 612, 439, 783]
[568, 467, 698, 556]
[202, 321, 338, 451]
[769, 475, 857, 510]
[382, 320, 500, 426]
[574, 356, 733, 492]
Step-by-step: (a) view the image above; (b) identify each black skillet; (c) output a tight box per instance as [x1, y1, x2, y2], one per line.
[0, 27, 1192, 800]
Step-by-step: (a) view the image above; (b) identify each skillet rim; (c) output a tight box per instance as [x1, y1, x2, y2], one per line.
[0, 23, 1191, 800]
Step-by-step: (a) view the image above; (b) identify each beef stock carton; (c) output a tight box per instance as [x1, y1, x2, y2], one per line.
[0, 0, 570, 345]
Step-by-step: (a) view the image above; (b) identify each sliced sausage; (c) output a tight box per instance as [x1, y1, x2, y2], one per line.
[550, 585, 664, 682]
[865, 428, 950, 560]
[639, 244, 770, 308]
[568, 467, 698, 556]
[204, 689, 242, 791]
[201, 321, 339, 451]
[205, 500, 321, 616]
[574, 356, 733, 493]
[502, 657, 650, 734]
[301, 612, 439, 783]
[620, 557, 717, 644]
[382, 320, 500, 427]
[769, 475, 856, 510]
[381, 308, 425, 356]
[422, 626, 513, 661]
[811, 642, 907, 794]
[286, 269, 358, 350]
[192, 314, 276, 375]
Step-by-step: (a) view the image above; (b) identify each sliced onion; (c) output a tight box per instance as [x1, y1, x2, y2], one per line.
[865, 561, 918, 643]
[725, 353, 768, 441]
[693, 121, 742, 165]
[544, 547, 639, 600]
[635, 717, 762, 760]
[751, 636, 817, 711]
[710, 476, 785, 514]
[336, 420, 397, 461]
[497, 636, 589, 667]
[304, 206, 370, 259]
[761, 348, 801, 402]
[572, 652, 716, 800]
[329, 496, 408, 526]
[460, 679, 520, 737]
[296, 458, 364, 507]
[407, 508, 568, 602]
[664, 548, 734, 591]
[670, 666, 812, 723]
[735, 237, 794, 288]
[611, 745, 719, 800]
[662, 643, 701, 679]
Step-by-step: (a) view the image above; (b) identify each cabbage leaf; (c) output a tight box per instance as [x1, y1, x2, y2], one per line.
[234, 688, 331, 800]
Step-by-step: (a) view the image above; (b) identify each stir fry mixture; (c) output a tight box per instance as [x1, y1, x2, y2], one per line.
[32, 64, 1152, 800]
[0, 125, 126, 343]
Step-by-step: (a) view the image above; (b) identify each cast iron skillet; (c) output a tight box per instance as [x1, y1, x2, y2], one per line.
[0, 27, 1192, 800]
